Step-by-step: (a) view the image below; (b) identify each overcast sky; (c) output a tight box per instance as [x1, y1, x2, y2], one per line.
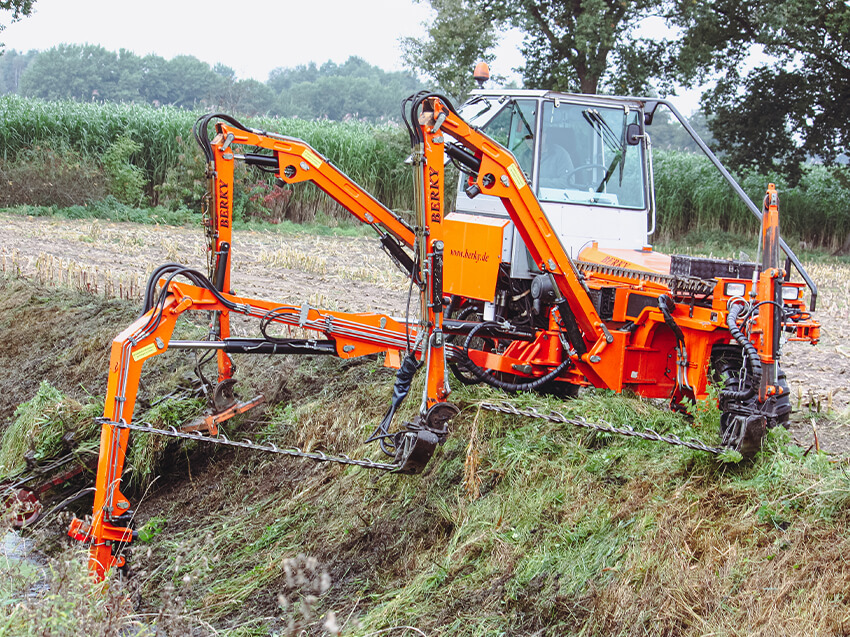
[0, 0, 525, 81]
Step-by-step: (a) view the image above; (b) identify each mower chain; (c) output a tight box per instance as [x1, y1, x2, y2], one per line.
[97, 418, 399, 471]
[98, 395, 729, 479]
[479, 401, 727, 455]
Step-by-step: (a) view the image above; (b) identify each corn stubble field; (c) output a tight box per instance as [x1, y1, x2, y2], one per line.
[1, 97, 850, 635]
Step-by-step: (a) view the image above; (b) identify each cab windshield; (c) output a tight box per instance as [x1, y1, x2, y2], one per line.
[537, 101, 646, 209]
[467, 98, 537, 177]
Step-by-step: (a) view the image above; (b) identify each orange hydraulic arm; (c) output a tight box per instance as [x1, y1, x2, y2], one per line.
[209, 123, 415, 250]
[413, 97, 614, 387]
[69, 276, 421, 578]
[71, 112, 451, 579]
[754, 183, 784, 401]
[195, 114, 416, 386]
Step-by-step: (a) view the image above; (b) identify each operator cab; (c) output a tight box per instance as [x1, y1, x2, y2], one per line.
[454, 90, 653, 280]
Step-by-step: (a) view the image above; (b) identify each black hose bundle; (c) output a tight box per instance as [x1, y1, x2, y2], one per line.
[721, 301, 763, 401]
[402, 92, 459, 146]
[458, 321, 571, 392]
[193, 113, 252, 164]
[140, 264, 237, 317]
[366, 353, 422, 456]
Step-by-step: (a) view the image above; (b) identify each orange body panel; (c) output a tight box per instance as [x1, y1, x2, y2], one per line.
[579, 243, 672, 274]
[443, 213, 508, 301]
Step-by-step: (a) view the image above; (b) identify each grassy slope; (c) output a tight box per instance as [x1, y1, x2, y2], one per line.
[1, 276, 849, 636]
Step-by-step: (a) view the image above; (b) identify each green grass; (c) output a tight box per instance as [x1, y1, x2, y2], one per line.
[2, 327, 850, 635]
[97, 357, 849, 635]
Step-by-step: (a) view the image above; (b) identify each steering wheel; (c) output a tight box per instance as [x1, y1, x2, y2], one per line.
[565, 163, 607, 187]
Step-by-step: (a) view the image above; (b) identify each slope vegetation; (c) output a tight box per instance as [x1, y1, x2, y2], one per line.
[1, 276, 849, 636]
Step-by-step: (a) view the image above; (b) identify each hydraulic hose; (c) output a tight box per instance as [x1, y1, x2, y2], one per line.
[140, 264, 240, 318]
[193, 113, 252, 163]
[721, 301, 762, 401]
[406, 92, 459, 146]
[366, 353, 421, 456]
[459, 321, 572, 392]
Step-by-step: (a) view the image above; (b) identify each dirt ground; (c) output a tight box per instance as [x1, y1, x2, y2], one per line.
[2, 212, 848, 455]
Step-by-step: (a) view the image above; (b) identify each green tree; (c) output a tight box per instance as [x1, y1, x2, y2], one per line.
[673, 0, 850, 182]
[19, 44, 120, 100]
[113, 49, 144, 102]
[0, 0, 33, 40]
[400, 0, 499, 101]
[268, 62, 320, 94]
[269, 56, 423, 121]
[159, 55, 223, 109]
[406, 0, 676, 96]
[137, 54, 172, 105]
[214, 77, 276, 116]
[498, 0, 673, 94]
[0, 48, 36, 93]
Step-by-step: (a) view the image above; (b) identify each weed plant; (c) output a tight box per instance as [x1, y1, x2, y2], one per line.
[124, 354, 850, 635]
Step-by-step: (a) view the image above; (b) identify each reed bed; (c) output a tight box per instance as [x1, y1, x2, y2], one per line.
[654, 150, 850, 250]
[0, 96, 847, 247]
[0, 95, 414, 218]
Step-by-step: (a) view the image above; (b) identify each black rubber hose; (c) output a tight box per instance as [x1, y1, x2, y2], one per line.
[721, 301, 762, 401]
[140, 262, 184, 316]
[366, 353, 421, 456]
[460, 322, 571, 392]
[658, 295, 685, 345]
[408, 93, 459, 146]
[401, 91, 432, 145]
[140, 264, 240, 321]
[193, 113, 253, 163]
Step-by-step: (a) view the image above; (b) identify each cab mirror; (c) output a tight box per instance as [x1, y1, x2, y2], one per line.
[626, 123, 642, 145]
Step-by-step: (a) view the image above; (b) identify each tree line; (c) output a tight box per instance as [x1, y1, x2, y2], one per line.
[0, 45, 423, 121]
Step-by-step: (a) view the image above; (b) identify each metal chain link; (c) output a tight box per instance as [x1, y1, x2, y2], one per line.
[97, 395, 726, 479]
[478, 401, 727, 455]
[98, 418, 399, 471]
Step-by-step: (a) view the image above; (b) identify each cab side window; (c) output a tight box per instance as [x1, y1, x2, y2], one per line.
[481, 99, 537, 177]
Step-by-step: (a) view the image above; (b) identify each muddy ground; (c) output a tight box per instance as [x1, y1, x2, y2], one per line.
[2, 212, 849, 455]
